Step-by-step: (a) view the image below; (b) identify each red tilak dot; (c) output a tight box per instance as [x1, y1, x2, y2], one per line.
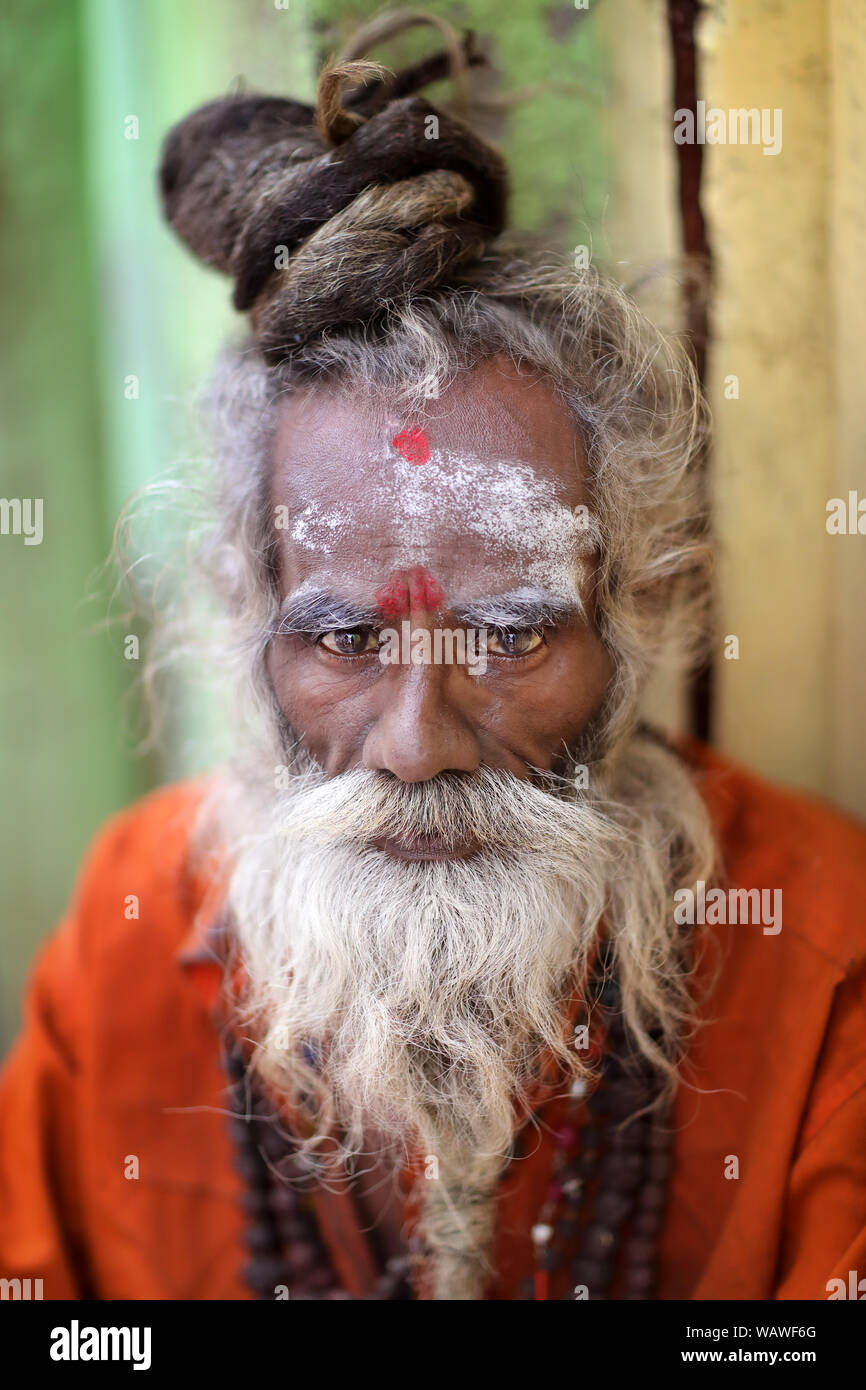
[391, 426, 431, 466]
[375, 566, 444, 620]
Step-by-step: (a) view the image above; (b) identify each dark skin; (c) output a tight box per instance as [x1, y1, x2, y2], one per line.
[264, 354, 614, 1255]
[267, 355, 613, 798]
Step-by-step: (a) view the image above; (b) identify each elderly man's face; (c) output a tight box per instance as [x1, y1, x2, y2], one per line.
[265, 355, 614, 850]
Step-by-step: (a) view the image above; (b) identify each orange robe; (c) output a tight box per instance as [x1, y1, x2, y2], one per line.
[1, 740, 865, 1300]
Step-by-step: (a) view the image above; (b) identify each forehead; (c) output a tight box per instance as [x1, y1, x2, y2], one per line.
[269, 356, 591, 599]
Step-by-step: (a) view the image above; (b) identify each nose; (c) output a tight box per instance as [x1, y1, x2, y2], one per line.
[362, 664, 481, 783]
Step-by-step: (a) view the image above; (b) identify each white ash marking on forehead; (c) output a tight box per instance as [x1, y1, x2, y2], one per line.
[288, 449, 598, 594]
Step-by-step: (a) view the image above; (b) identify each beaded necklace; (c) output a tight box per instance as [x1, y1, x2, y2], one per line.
[523, 969, 674, 1301]
[225, 939, 675, 1301]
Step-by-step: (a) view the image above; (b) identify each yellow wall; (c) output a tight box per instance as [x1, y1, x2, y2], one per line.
[700, 0, 865, 815]
[828, 0, 866, 816]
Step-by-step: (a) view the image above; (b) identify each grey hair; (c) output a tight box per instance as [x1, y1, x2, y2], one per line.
[176, 252, 714, 764]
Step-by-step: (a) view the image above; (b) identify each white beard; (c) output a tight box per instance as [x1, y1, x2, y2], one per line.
[204, 736, 716, 1297]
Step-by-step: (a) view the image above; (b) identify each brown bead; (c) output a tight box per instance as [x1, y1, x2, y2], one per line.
[240, 1189, 269, 1218]
[605, 1087, 651, 1120]
[232, 1151, 270, 1187]
[594, 1189, 634, 1227]
[622, 1266, 656, 1298]
[243, 1223, 280, 1254]
[242, 1255, 292, 1296]
[268, 1182, 298, 1215]
[637, 1180, 668, 1213]
[607, 1121, 647, 1151]
[285, 1240, 322, 1276]
[581, 1223, 617, 1258]
[575, 1151, 601, 1179]
[276, 1224, 310, 1252]
[571, 1256, 614, 1298]
[598, 1151, 643, 1190]
[631, 1206, 664, 1236]
[623, 1235, 656, 1266]
[648, 1123, 673, 1151]
[645, 1150, 672, 1182]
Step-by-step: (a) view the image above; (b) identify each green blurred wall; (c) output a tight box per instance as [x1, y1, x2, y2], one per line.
[0, 1, 143, 1047]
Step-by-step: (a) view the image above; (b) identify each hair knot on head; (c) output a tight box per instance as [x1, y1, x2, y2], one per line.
[315, 59, 390, 147]
[158, 13, 508, 362]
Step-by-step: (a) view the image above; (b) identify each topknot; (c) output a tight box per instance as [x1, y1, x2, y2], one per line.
[158, 12, 508, 362]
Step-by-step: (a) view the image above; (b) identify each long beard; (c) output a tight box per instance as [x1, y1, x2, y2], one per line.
[204, 733, 716, 1298]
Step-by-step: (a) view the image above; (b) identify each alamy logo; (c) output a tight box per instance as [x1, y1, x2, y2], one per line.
[826, 491, 866, 534]
[49, 1320, 152, 1371]
[674, 102, 782, 156]
[0, 1277, 43, 1299]
[0, 497, 43, 545]
[378, 622, 488, 675]
[673, 880, 782, 935]
[826, 1270, 866, 1299]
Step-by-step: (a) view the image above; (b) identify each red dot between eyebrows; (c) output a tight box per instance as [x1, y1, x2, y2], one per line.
[409, 566, 443, 611]
[375, 566, 444, 620]
[375, 577, 407, 620]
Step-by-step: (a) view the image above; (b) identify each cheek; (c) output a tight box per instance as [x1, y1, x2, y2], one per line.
[573, 646, 615, 749]
[554, 633, 614, 725]
[265, 642, 373, 766]
[482, 634, 614, 763]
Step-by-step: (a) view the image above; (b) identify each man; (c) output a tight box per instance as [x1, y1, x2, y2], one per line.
[2, 15, 865, 1302]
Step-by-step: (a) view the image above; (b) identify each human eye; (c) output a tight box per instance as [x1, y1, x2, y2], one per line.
[317, 627, 380, 656]
[483, 627, 545, 657]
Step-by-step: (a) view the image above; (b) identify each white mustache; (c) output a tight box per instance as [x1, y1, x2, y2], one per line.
[273, 764, 614, 857]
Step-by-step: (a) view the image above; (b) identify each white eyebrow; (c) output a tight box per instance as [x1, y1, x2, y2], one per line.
[453, 586, 587, 627]
[274, 588, 381, 635]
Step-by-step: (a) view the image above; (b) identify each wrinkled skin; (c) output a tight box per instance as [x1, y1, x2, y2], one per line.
[266, 356, 614, 797]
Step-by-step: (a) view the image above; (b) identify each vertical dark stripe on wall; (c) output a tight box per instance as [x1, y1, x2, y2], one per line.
[667, 0, 713, 744]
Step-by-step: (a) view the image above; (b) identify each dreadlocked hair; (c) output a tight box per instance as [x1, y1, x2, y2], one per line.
[156, 10, 714, 754]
